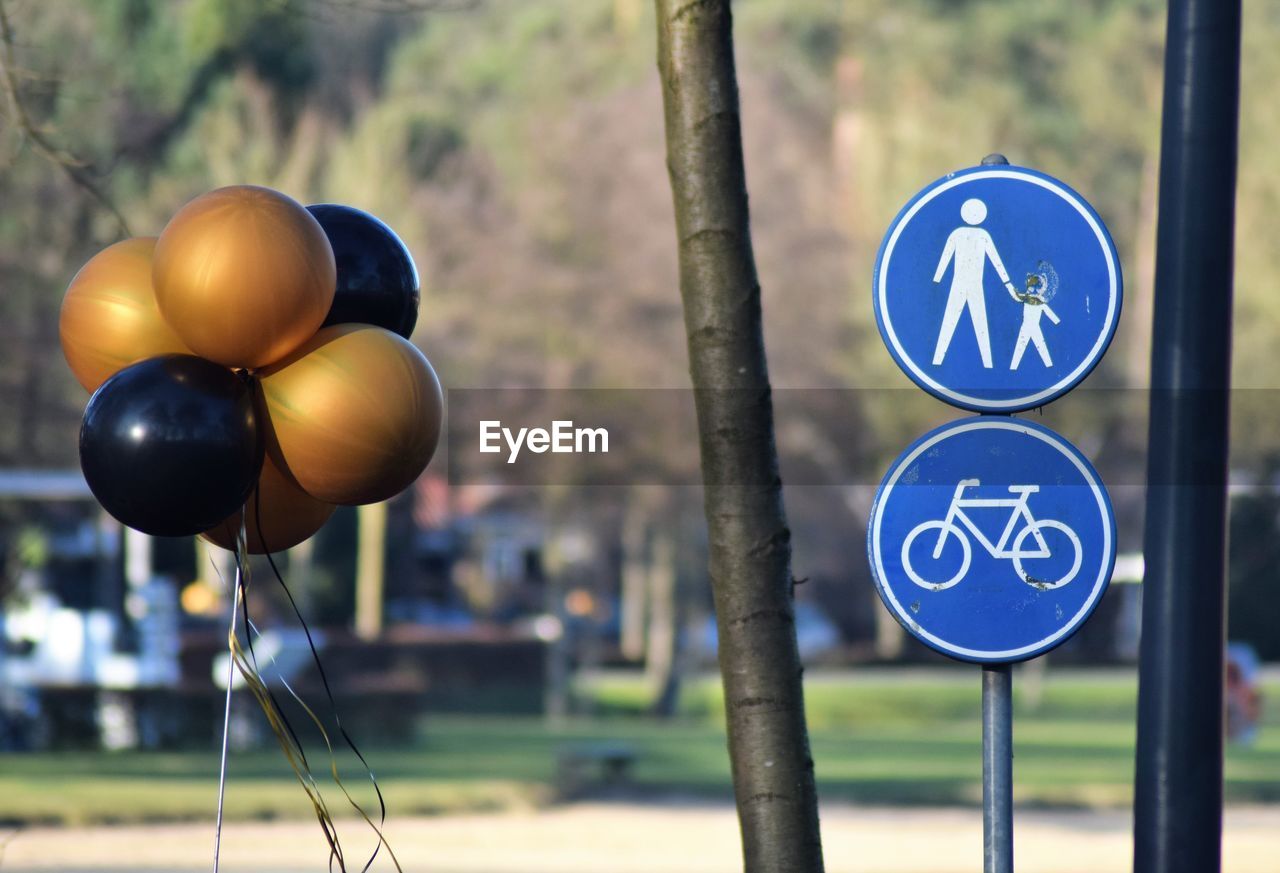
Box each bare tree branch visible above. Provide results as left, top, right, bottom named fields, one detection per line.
left=309, top=0, right=481, bottom=16
left=109, top=48, right=234, bottom=167
left=0, top=0, right=131, bottom=237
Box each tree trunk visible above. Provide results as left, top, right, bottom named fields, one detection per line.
left=645, top=529, right=681, bottom=716
left=1125, top=153, right=1160, bottom=388
left=354, top=501, right=387, bottom=641
left=542, top=527, right=572, bottom=724
left=620, top=496, right=650, bottom=662
left=654, top=2, right=825, bottom=870
left=287, top=536, right=316, bottom=620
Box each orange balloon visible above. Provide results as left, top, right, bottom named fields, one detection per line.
left=152, top=186, right=336, bottom=369
left=201, top=454, right=335, bottom=554
left=260, top=325, right=443, bottom=505
left=59, top=238, right=193, bottom=392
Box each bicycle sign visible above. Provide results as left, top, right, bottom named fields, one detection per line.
left=903, top=479, right=1083, bottom=592
left=868, top=417, right=1115, bottom=662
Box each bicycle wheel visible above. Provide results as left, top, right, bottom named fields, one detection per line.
left=1011, top=519, right=1082, bottom=589
left=901, top=520, right=971, bottom=591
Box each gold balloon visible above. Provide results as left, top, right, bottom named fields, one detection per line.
left=260, top=325, right=443, bottom=505
left=59, top=238, right=193, bottom=392
left=152, top=185, right=336, bottom=369
left=201, top=454, right=335, bottom=554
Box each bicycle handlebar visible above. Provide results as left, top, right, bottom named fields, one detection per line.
left=952, top=479, right=1040, bottom=496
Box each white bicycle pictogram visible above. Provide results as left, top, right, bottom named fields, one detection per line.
left=901, top=479, right=1082, bottom=591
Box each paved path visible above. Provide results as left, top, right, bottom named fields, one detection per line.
left=3, top=803, right=1277, bottom=872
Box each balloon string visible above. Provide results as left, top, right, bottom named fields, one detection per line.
left=0, top=825, right=23, bottom=867
left=212, top=511, right=246, bottom=873
left=229, top=613, right=348, bottom=871
left=237, top=544, right=316, bottom=775
left=253, top=479, right=400, bottom=873
left=239, top=617, right=404, bottom=873
left=229, top=530, right=347, bottom=871
left=206, top=495, right=357, bottom=871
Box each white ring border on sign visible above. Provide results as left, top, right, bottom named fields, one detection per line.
left=876, top=169, right=1120, bottom=410
left=869, top=418, right=1115, bottom=662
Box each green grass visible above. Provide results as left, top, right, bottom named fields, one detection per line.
left=1, top=670, right=1277, bottom=825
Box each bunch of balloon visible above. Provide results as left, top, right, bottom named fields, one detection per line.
left=61, top=187, right=443, bottom=553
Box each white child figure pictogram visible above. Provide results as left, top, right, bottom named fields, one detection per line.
left=930, top=198, right=1019, bottom=369
left=1010, top=266, right=1061, bottom=369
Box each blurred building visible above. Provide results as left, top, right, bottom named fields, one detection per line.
left=0, top=471, right=179, bottom=750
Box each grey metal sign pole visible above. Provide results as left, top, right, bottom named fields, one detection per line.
left=982, top=663, right=1013, bottom=873
left=979, top=150, right=1014, bottom=873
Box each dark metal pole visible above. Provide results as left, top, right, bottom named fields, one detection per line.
left=1134, top=1, right=1241, bottom=871
left=982, top=664, right=1013, bottom=873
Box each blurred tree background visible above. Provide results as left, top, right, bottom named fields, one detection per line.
left=1, top=0, right=1277, bottom=653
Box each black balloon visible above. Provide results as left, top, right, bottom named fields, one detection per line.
left=80, top=355, right=263, bottom=537
left=308, top=204, right=420, bottom=338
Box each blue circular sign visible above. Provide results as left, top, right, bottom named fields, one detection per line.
left=874, top=166, right=1122, bottom=412
left=867, top=416, right=1116, bottom=663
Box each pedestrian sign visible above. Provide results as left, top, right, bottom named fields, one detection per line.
left=874, top=165, right=1122, bottom=412
left=867, top=416, right=1116, bottom=663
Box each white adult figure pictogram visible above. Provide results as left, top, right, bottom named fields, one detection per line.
left=930, top=198, right=1020, bottom=368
